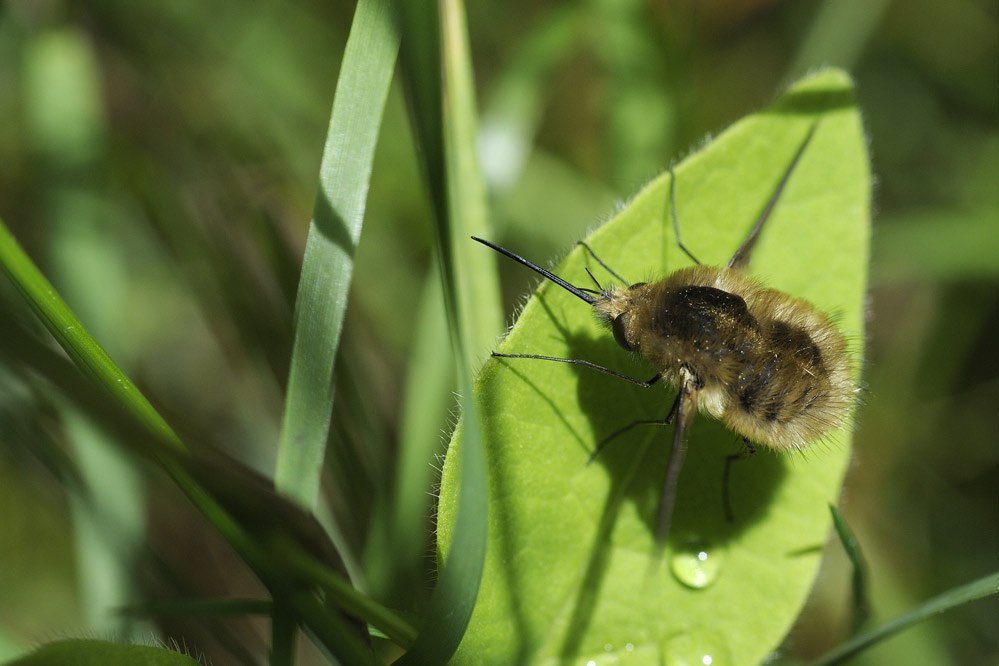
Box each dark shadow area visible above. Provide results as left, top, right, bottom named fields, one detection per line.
left=312, top=189, right=358, bottom=258
left=556, top=457, right=641, bottom=661
left=559, top=315, right=789, bottom=545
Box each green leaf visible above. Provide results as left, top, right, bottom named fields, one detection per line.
left=438, top=68, right=870, bottom=665
left=2, top=640, right=202, bottom=666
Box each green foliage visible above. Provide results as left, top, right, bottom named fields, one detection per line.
left=439, top=69, right=870, bottom=665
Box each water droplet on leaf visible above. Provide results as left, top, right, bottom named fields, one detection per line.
left=669, top=539, right=723, bottom=589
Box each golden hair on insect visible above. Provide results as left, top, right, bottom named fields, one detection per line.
left=472, top=123, right=855, bottom=548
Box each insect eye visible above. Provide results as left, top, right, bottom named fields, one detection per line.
left=612, top=313, right=633, bottom=351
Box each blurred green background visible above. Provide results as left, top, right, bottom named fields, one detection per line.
left=0, top=0, right=997, bottom=664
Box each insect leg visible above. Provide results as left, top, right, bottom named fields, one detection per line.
left=491, top=352, right=661, bottom=388
left=655, top=369, right=699, bottom=549
left=575, top=241, right=630, bottom=285
left=668, top=168, right=702, bottom=266
left=726, top=122, right=819, bottom=271
left=722, top=439, right=758, bottom=523
left=587, top=391, right=681, bottom=464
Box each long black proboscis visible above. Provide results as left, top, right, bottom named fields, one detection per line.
left=471, top=236, right=597, bottom=305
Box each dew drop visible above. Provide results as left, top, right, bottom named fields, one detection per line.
left=669, top=539, right=723, bottom=589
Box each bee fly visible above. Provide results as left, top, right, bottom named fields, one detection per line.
left=472, top=124, right=855, bottom=547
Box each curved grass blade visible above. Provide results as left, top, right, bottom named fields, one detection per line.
left=808, top=570, right=999, bottom=666
left=275, top=0, right=400, bottom=510
left=829, top=504, right=871, bottom=633
left=0, top=220, right=182, bottom=454
left=393, top=0, right=496, bottom=661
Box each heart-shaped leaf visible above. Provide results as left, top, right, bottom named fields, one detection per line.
left=439, top=68, right=870, bottom=666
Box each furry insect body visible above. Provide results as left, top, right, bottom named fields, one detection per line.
left=593, top=265, right=852, bottom=452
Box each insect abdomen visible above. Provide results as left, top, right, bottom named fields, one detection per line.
left=726, top=288, right=853, bottom=451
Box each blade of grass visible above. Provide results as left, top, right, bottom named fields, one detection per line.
left=829, top=504, right=871, bottom=634
left=398, top=0, right=502, bottom=359
left=393, top=0, right=495, bottom=661
left=275, top=0, right=400, bottom=510
left=0, top=217, right=280, bottom=623
left=440, top=0, right=503, bottom=364
left=281, top=545, right=418, bottom=648
left=808, top=570, right=999, bottom=666
left=0, top=219, right=413, bottom=657
left=293, top=592, right=378, bottom=666
left=0, top=220, right=182, bottom=453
